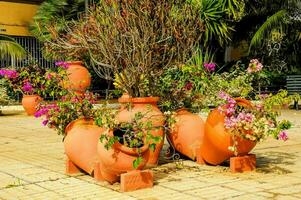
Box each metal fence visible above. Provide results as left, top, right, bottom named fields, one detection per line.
left=0, top=35, right=54, bottom=69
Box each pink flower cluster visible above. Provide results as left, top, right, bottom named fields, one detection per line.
left=34, top=104, right=60, bottom=126
left=22, top=81, right=33, bottom=93
left=204, top=62, right=216, bottom=72
left=247, top=59, right=263, bottom=73
left=55, top=61, right=70, bottom=69
left=278, top=131, right=288, bottom=141
left=218, top=91, right=236, bottom=116
left=0, top=69, right=18, bottom=79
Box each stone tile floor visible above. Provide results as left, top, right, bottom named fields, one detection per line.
left=0, top=109, right=300, bottom=199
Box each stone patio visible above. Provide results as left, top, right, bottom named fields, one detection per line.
left=0, top=109, right=301, bottom=200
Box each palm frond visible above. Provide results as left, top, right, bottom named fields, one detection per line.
left=249, top=9, right=287, bottom=49
left=0, top=35, right=26, bottom=59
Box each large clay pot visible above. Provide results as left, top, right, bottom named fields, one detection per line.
left=64, top=118, right=103, bottom=174
left=200, top=98, right=256, bottom=165
left=168, top=109, right=205, bottom=160
left=117, top=96, right=165, bottom=168
left=96, top=129, right=150, bottom=183
left=22, top=95, right=42, bottom=116
left=64, top=61, right=91, bottom=92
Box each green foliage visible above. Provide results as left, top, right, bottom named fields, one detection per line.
left=0, top=79, right=11, bottom=107
left=30, top=0, right=85, bottom=43
left=188, top=0, right=233, bottom=46
left=250, top=9, right=287, bottom=49
left=0, top=35, right=26, bottom=59
left=260, top=89, right=300, bottom=110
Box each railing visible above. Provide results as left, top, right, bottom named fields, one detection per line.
left=0, top=35, right=54, bottom=69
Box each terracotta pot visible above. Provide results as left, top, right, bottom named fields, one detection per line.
left=22, top=95, right=42, bottom=116
left=117, top=96, right=165, bottom=168
left=96, top=129, right=150, bottom=183
left=200, top=98, right=256, bottom=165
left=64, top=61, right=91, bottom=92
left=168, top=109, right=205, bottom=160
left=64, top=118, right=103, bottom=175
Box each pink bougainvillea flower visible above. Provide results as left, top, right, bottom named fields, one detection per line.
left=278, top=131, right=288, bottom=141
left=247, top=59, right=263, bottom=73
left=22, top=81, right=33, bottom=93
left=204, top=62, right=216, bottom=72
left=0, top=69, right=18, bottom=79
left=55, top=61, right=70, bottom=69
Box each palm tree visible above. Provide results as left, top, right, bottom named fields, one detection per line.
left=248, top=0, right=301, bottom=49
left=0, top=35, right=26, bottom=59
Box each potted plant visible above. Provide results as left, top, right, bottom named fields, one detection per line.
left=200, top=91, right=292, bottom=165
left=0, top=64, right=48, bottom=115
left=35, top=91, right=101, bottom=175
left=55, top=61, right=91, bottom=93
left=94, top=107, right=162, bottom=184
left=51, top=0, right=208, bottom=167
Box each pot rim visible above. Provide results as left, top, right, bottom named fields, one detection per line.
left=65, top=117, right=95, bottom=134
left=23, top=94, right=41, bottom=98
left=118, top=96, right=160, bottom=104
left=65, top=61, right=83, bottom=65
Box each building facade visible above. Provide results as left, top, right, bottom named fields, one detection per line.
left=0, top=0, right=53, bottom=68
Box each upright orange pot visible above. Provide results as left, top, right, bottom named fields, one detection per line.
left=96, top=129, right=150, bottom=184
left=117, top=96, right=165, bottom=168
left=64, top=61, right=91, bottom=92
left=22, top=95, right=42, bottom=116
left=64, top=118, right=103, bottom=175
left=168, top=109, right=205, bottom=160
left=200, top=98, right=256, bottom=165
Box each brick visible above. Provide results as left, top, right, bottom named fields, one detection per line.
left=120, top=170, right=153, bottom=192
left=195, top=148, right=205, bottom=165
left=93, top=162, right=104, bottom=181
left=230, top=154, right=256, bottom=173
left=65, top=157, right=81, bottom=174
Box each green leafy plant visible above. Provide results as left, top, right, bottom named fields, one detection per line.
left=0, top=35, right=26, bottom=59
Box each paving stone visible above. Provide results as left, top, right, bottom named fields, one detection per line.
left=0, top=109, right=301, bottom=199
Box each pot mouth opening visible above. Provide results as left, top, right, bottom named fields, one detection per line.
left=112, top=128, right=149, bottom=155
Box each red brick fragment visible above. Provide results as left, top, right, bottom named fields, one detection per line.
left=230, top=154, right=256, bottom=173
left=65, top=157, right=81, bottom=174
left=120, top=170, right=153, bottom=192
left=196, top=147, right=205, bottom=164
left=93, top=162, right=104, bottom=181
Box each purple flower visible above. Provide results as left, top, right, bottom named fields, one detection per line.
left=55, top=61, right=69, bottom=69
left=278, top=131, right=288, bottom=141
left=46, top=73, right=52, bottom=80
left=204, top=62, right=216, bottom=72
left=42, top=119, right=49, bottom=126
left=22, top=82, right=33, bottom=93
left=0, top=69, right=18, bottom=79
